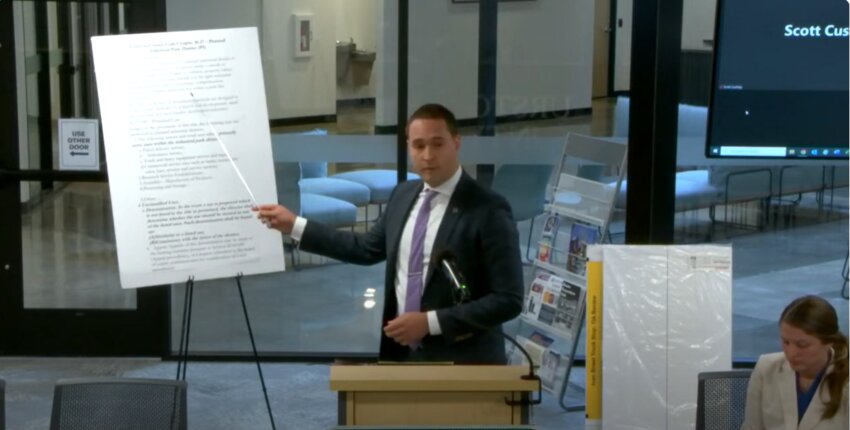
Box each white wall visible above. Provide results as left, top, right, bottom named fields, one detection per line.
left=167, top=0, right=338, bottom=120
left=613, top=0, right=632, bottom=92
left=374, top=0, right=396, bottom=127
left=261, top=0, right=336, bottom=119
left=166, top=0, right=605, bottom=122
left=167, top=0, right=261, bottom=32
left=407, top=1, right=477, bottom=120
left=334, top=0, right=378, bottom=101
left=681, top=0, right=716, bottom=51
left=167, top=0, right=379, bottom=118
left=613, top=0, right=717, bottom=92
left=496, top=0, right=593, bottom=117
left=375, top=0, right=594, bottom=127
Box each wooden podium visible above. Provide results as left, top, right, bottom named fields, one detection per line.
left=329, top=365, right=538, bottom=426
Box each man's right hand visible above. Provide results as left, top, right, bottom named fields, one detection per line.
left=252, top=204, right=296, bottom=234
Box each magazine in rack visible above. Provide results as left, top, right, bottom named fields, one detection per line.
left=565, top=222, right=598, bottom=276
left=518, top=256, right=587, bottom=393
left=523, top=270, right=585, bottom=340
left=508, top=330, right=555, bottom=369
left=539, top=349, right=562, bottom=391
left=536, top=214, right=561, bottom=263
left=529, top=330, right=555, bottom=348
left=552, top=282, right=583, bottom=334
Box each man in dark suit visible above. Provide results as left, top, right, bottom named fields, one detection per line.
left=255, top=103, right=523, bottom=364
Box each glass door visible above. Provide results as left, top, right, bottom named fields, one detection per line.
left=0, top=0, right=168, bottom=355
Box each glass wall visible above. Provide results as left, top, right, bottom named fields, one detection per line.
left=160, top=0, right=620, bottom=357
left=13, top=0, right=836, bottom=365
left=165, top=0, right=392, bottom=355
left=15, top=1, right=134, bottom=310
left=671, top=0, right=849, bottom=362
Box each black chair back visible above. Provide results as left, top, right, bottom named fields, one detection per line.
left=696, top=370, right=752, bottom=430
left=50, top=377, right=187, bottom=430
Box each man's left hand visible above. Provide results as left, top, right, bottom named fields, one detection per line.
left=384, top=312, right=429, bottom=346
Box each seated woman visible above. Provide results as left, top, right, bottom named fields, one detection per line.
left=742, top=295, right=848, bottom=430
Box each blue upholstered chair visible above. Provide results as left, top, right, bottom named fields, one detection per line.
left=275, top=162, right=357, bottom=227
left=330, top=169, right=421, bottom=222
left=275, top=162, right=357, bottom=268
left=612, top=169, right=721, bottom=213
left=299, top=161, right=371, bottom=209
left=300, top=193, right=358, bottom=227
left=329, top=169, right=419, bottom=205
left=290, top=128, right=420, bottom=221
left=286, top=130, right=371, bottom=222
left=491, top=164, right=555, bottom=261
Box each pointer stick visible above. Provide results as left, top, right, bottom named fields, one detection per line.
left=189, top=92, right=258, bottom=207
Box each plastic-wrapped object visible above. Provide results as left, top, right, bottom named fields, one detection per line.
left=600, top=245, right=732, bottom=430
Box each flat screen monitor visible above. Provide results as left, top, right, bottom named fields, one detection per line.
left=706, top=0, right=849, bottom=159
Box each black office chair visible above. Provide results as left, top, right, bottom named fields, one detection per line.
left=50, top=377, right=187, bottom=430
left=1, top=378, right=5, bottom=430
left=696, top=370, right=752, bottom=430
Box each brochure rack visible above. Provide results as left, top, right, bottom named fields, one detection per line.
left=508, top=133, right=627, bottom=412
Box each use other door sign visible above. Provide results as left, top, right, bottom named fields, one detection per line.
left=59, top=119, right=100, bottom=171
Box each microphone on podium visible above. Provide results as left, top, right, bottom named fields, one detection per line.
left=438, top=252, right=471, bottom=305
left=433, top=249, right=542, bottom=406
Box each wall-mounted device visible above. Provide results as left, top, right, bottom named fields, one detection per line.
left=293, top=13, right=313, bottom=58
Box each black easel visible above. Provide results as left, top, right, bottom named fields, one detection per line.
left=175, top=274, right=277, bottom=430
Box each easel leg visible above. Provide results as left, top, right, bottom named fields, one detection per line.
left=236, top=273, right=277, bottom=430
left=176, top=276, right=195, bottom=381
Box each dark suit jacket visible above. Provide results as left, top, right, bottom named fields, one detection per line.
left=298, top=171, right=524, bottom=364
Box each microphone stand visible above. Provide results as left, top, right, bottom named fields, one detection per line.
left=437, top=257, right=542, bottom=406
left=499, top=329, right=543, bottom=406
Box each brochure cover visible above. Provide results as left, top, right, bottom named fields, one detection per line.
left=540, top=348, right=562, bottom=392
left=528, top=330, right=555, bottom=348
left=523, top=273, right=557, bottom=323
left=566, top=223, right=598, bottom=276
left=508, top=335, right=547, bottom=367
left=551, top=282, right=584, bottom=334
left=536, top=214, right=561, bottom=263
left=542, top=213, right=561, bottom=239
left=523, top=271, right=586, bottom=339
left=537, top=243, right=553, bottom=263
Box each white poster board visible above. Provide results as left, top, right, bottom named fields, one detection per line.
left=91, top=27, right=285, bottom=289
left=601, top=245, right=732, bottom=430
left=58, top=119, right=100, bottom=171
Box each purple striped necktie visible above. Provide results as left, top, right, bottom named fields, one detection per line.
left=405, top=189, right=438, bottom=314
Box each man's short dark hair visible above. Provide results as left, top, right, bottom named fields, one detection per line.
left=407, top=103, right=459, bottom=137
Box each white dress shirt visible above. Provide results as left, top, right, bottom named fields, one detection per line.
left=291, top=166, right=463, bottom=336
